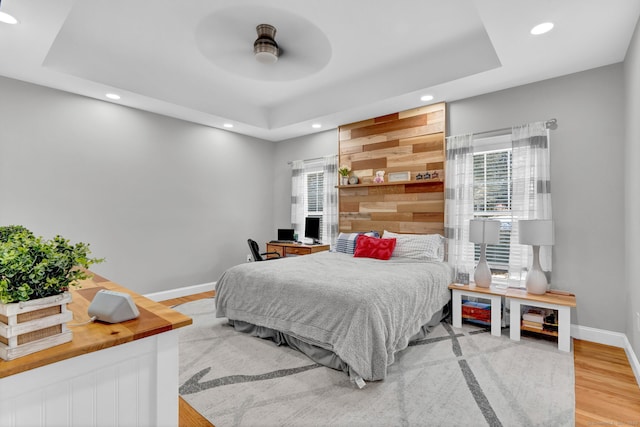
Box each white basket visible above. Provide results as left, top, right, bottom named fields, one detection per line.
left=0, top=292, right=73, bottom=361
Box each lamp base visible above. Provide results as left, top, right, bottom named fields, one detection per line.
left=526, top=268, right=548, bottom=294
left=474, top=259, right=492, bottom=288
left=526, top=245, right=549, bottom=295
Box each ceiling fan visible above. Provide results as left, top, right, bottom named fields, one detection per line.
left=194, top=6, right=331, bottom=81
left=253, top=24, right=280, bottom=64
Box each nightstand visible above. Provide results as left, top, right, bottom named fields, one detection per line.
left=506, top=288, right=576, bottom=352
left=448, top=283, right=507, bottom=337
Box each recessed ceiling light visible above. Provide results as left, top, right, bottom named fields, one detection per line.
left=105, top=93, right=120, bottom=100
left=531, top=22, right=554, bottom=35
left=223, top=123, right=234, bottom=128
left=0, top=11, right=18, bottom=25
left=420, top=94, right=434, bottom=102
left=311, top=123, right=322, bottom=129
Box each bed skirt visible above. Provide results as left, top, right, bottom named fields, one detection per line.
left=227, top=304, right=448, bottom=386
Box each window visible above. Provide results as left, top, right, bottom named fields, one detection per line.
left=292, top=158, right=336, bottom=244
left=473, top=136, right=512, bottom=280
left=305, top=169, right=324, bottom=241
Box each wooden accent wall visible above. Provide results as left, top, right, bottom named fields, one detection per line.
left=338, top=102, right=446, bottom=235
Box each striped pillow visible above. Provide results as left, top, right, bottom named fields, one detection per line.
left=335, top=231, right=380, bottom=255
left=382, top=230, right=445, bottom=261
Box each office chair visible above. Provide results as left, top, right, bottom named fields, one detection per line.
left=247, top=239, right=281, bottom=261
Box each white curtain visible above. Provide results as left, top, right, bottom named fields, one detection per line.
left=322, top=155, right=339, bottom=247
left=444, top=133, right=475, bottom=283
left=291, top=160, right=305, bottom=238
left=508, top=121, right=553, bottom=287
left=291, top=157, right=338, bottom=245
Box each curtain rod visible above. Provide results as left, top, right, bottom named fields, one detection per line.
left=287, top=155, right=329, bottom=166
left=471, top=118, right=558, bottom=138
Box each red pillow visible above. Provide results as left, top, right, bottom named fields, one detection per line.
left=353, top=235, right=396, bottom=260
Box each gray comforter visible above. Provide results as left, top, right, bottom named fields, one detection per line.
left=215, top=251, right=454, bottom=381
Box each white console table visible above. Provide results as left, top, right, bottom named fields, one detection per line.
left=0, top=274, right=192, bottom=427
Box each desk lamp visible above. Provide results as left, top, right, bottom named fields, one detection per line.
left=518, top=219, right=554, bottom=294
left=469, top=219, right=501, bottom=288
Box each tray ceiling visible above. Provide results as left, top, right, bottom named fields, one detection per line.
left=0, top=0, right=638, bottom=141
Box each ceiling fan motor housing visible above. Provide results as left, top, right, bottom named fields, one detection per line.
left=254, top=24, right=279, bottom=63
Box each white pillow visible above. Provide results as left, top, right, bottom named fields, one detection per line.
left=382, top=230, right=444, bottom=261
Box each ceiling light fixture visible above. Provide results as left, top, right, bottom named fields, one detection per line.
left=311, top=123, right=322, bottom=129
left=530, top=22, right=554, bottom=35
left=0, top=0, right=18, bottom=25
left=223, top=123, right=234, bottom=128
left=420, top=94, right=434, bottom=102
left=0, top=11, right=17, bottom=24
left=254, top=24, right=280, bottom=64
left=105, top=93, right=121, bottom=100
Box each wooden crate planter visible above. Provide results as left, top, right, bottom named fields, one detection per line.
left=0, top=292, right=73, bottom=361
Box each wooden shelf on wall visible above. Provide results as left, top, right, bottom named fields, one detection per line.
left=336, top=178, right=443, bottom=189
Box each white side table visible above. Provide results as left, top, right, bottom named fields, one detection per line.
left=448, top=283, right=507, bottom=337
left=506, top=288, right=576, bottom=352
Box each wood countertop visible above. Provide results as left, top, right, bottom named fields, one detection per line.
left=0, top=272, right=192, bottom=378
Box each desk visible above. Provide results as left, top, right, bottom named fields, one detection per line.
left=266, top=242, right=330, bottom=258
left=0, top=273, right=192, bottom=427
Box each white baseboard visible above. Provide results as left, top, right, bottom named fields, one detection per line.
left=571, top=324, right=640, bottom=387
left=571, top=324, right=628, bottom=347
left=623, top=335, right=640, bottom=388
left=144, top=282, right=216, bottom=302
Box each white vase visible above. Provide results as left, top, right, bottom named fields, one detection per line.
left=474, top=243, right=492, bottom=288
left=340, top=176, right=349, bottom=185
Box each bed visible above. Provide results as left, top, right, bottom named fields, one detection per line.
left=215, top=241, right=454, bottom=385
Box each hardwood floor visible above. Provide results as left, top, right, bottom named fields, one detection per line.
left=574, top=340, right=640, bottom=425
left=162, top=291, right=640, bottom=426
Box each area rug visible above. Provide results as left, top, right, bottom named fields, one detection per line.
left=176, top=298, right=574, bottom=427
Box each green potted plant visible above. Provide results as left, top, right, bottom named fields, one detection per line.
left=338, top=165, right=350, bottom=185
left=0, top=225, right=103, bottom=303
left=0, top=225, right=104, bottom=360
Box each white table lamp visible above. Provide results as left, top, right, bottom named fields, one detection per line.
left=518, top=219, right=554, bottom=295
left=469, top=219, right=501, bottom=288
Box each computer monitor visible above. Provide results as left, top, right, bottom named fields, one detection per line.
left=277, top=228, right=295, bottom=241
left=304, top=216, right=321, bottom=244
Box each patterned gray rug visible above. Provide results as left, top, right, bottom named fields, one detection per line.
left=176, top=298, right=574, bottom=427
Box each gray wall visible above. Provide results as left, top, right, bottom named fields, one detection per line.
left=448, top=64, right=626, bottom=332
left=624, top=17, right=640, bottom=356
left=0, top=76, right=275, bottom=295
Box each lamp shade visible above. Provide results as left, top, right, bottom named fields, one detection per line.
left=469, top=219, right=500, bottom=244
left=518, top=220, right=554, bottom=246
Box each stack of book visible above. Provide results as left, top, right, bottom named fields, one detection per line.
left=462, top=300, right=492, bottom=326
left=522, top=308, right=558, bottom=334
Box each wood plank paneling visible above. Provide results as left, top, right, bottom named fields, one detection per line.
left=338, top=102, right=446, bottom=235
left=405, top=182, right=444, bottom=193
left=351, top=158, right=387, bottom=171
left=350, top=115, right=428, bottom=139
left=363, top=139, right=401, bottom=152
left=374, top=113, right=399, bottom=123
